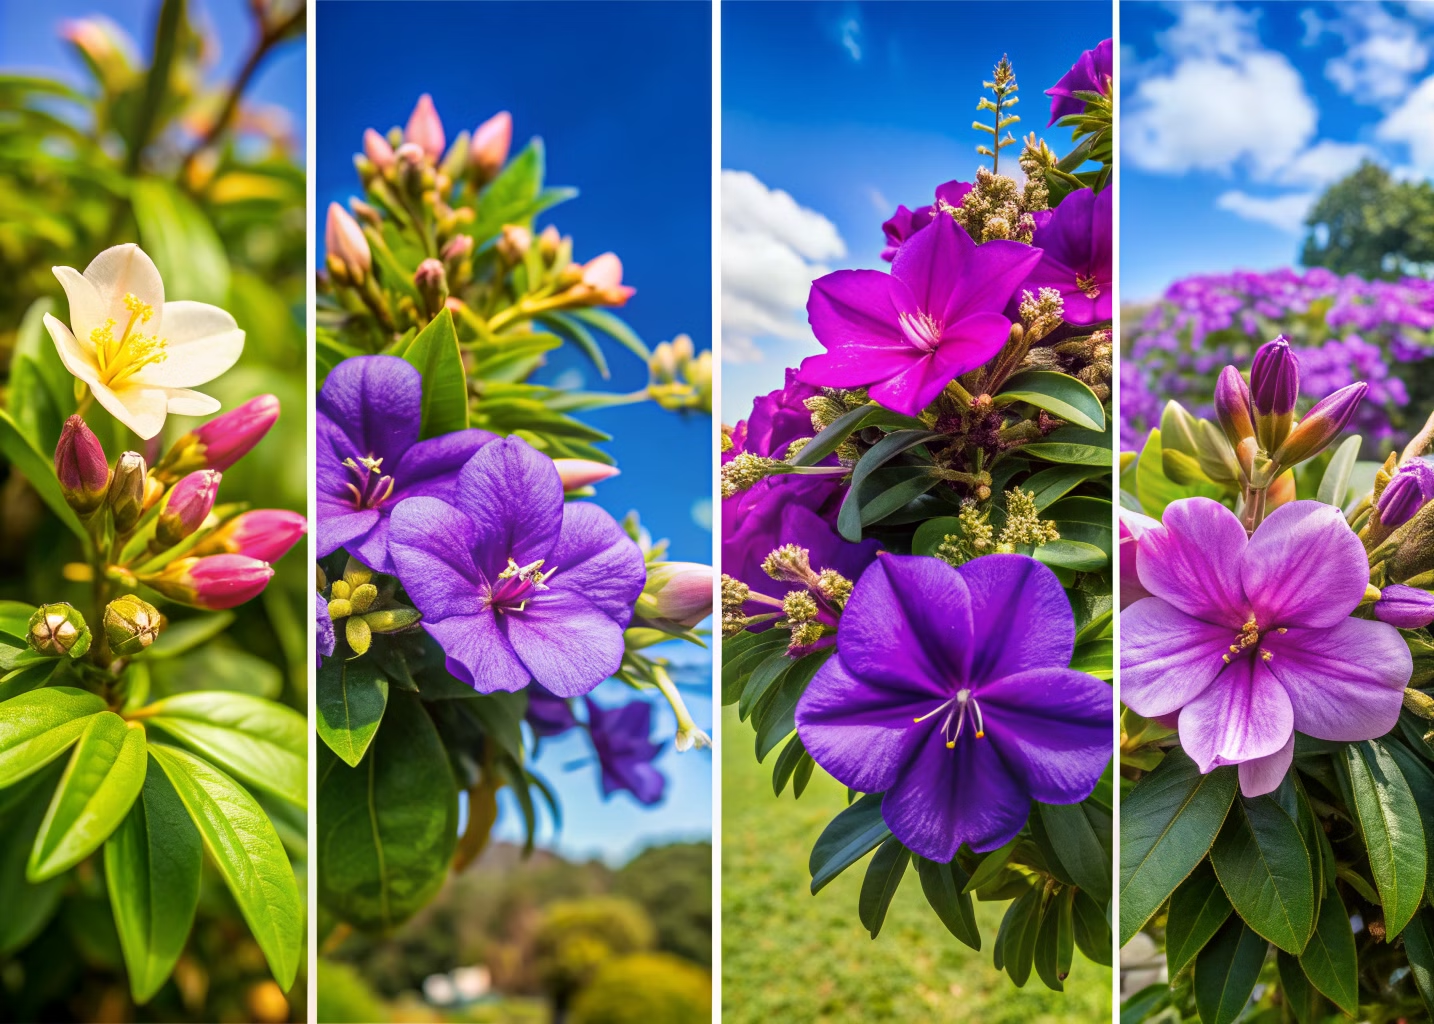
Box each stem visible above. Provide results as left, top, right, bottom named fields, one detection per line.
left=652, top=665, right=710, bottom=752
left=1240, top=485, right=1268, bottom=535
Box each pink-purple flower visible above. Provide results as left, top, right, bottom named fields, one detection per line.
left=585, top=697, right=665, bottom=805
left=1046, top=38, right=1112, bottom=125
left=880, top=181, right=972, bottom=262
left=1377, top=460, right=1434, bottom=528
left=796, top=554, right=1110, bottom=862
left=1022, top=187, right=1112, bottom=325
left=1122, top=498, right=1411, bottom=797
left=800, top=214, right=1041, bottom=415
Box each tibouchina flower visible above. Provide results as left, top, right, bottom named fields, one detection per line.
left=389, top=436, right=647, bottom=696
left=796, top=554, right=1110, bottom=862
left=799, top=214, right=1041, bottom=416
left=880, top=180, right=972, bottom=262
left=527, top=687, right=578, bottom=739
left=586, top=697, right=665, bottom=805
left=316, top=595, right=335, bottom=668
left=1046, top=38, right=1112, bottom=124
left=317, top=356, right=495, bottom=572
left=1119, top=507, right=1160, bottom=609
left=1375, top=585, right=1434, bottom=629
left=1023, top=188, right=1112, bottom=325
left=1122, top=498, right=1411, bottom=797
left=44, top=244, right=244, bottom=439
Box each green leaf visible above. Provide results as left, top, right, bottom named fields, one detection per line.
left=28, top=712, right=146, bottom=880
left=1071, top=887, right=1112, bottom=967
left=143, top=692, right=306, bottom=809
left=1382, top=739, right=1434, bottom=912
left=1209, top=794, right=1314, bottom=954
left=1120, top=984, right=1170, bottom=1024
left=316, top=657, right=389, bottom=768
left=837, top=430, right=944, bottom=539
left=139, top=613, right=234, bottom=660
left=1345, top=739, right=1426, bottom=938
left=771, top=732, right=808, bottom=797
left=1165, top=859, right=1232, bottom=979
left=858, top=835, right=910, bottom=939
left=1002, top=884, right=1043, bottom=987
left=0, top=768, right=64, bottom=953
left=1276, top=950, right=1325, bottom=1024
left=1296, top=884, right=1357, bottom=1015
left=1033, top=888, right=1075, bottom=992
left=0, top=686, right=107, bottom=788
left=1023, top=464, right=1108, bottom=511
left=994, top=370, right=1105, bottom=431
left=1316, top=434, right=1362, bottom=507
left=132, top=179, right=230, bottom=306
left=915, top=855, right=980, bottom=950
left=1038, top=800, right=1111, bottom=902
left=1034, top=539, right=1108, bottom=571
left=964, top=834, right=1020, bottom=893
left=149, top=743, right=302, bottom=990
left=400, top=308, right=469, bottom=438
left=1135, top=429, right=1220, bottom=518
left=0, top=408, right=88, bottom=545
left=1193, top=916, right=1267, bottom=1024
left=788, top=403, right=927, bottom=467
left=104, top=754, right=201, bottom=1004
left=809, top=792, right=890, bottom=895
left=565, top=308, right=650, bottom=362
left=1020, top=442, right=1111, bottom=466
left=753, top=648, right=831, bottom=761
left=317, top=692, right=458, bottom=931
left=1119, top=749, right=1238, bottom=944
left=1404, top=908, right=1434, bottom=1018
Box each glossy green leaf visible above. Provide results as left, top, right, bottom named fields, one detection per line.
left=0, top=768, right=64, bottom=953
left=1193, top=916, right=1267, bottom=1024
left=1209, top=794, right=1314, bottom=954
left=915, top=855, right=980, bottom=950
left=1024, top=464, right=1108, bottom=511
left=809, top=792, right=890, bottom=895
left=771, top=733, right=807, bottom=797
left=1033, top=887, right=1075, bottom=992
left=1120, top=983, right=1170, bottom=1024
left=105, top=754, right=201, bottom=1003
left=0, top=408, right=88, bottom=545
left=28, top=712, right=146, bottom=880
left=1021, top=442, right=1111, bottom=466
left=1297, top=884, right=1357, bottom=1015
left=317, top=692, right=457, bottom=931
left=1383, top=739, right=1434, bottom=911
left=1034, top=539, right=1108, bottom=571
left=150, top=743, right=302, bottom=990
left=1345, top=739, right=1425, bottom=938
left=788, top=403, right=927, bottom=467
left=1404, top=908, right=1434, bottom=1018
left=143, top=691, right=306, bottom=808
left=1002, top=884, right=1043, bottom=987
left=1071, top=887, right=1112, bottom=966
left=964, top=834, right=1021, bottom=894
left=1165, top=859, right=1232, bottom=979
left=858, top=835, right=909, bottom=939
left=316, top=657, right=389, bottom=768
left=1277, top=950, right=1325, bottom=1024
left=401, top=308, right=469, bottom=438
left=1316, top=434, right=1362, bottom=507
left=0, top=686, right=107, bottom=788
left=753, top=648, right=830, bottom=761
left=994, top=370, right=1105, bottom=431
left=1038, top=800, right=1111, bottom=902
left=1119, top=749, right=1237, bottom=944
left=1135, top=429, right=1220, bottom=518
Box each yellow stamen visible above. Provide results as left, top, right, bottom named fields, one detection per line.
left=89, top=293, right=167, bottom=386
left=123, top=293, right=154, bottom=323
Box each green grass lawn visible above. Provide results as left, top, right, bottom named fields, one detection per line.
left=721, top=706, right=1113, bottom=1023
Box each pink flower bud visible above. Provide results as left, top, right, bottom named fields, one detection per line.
left=404, top=93, right=446, bottom=163
left=156, top=395, right=281, bottom=481
left=575, top=253, right=635, bottom=306
left=553, top=458, right=620, bottom=491
left=326, top=202, right=372, bottom=281
left=1272, top=382, right=1367, bottom=468
left=1374, top=585, right=1434, bottom=629
left=193, top=509, right=307, bottom=562
left=414, top=258, right=449, bottom=316
left=1213, top=366, right=1254, bottom=448
left=155, top=470, right=221, bottom=548
left=144, top=554, right=274, bottom=610
left=636, top=562, right=714, bottom=628
left=55, top=415, right=110, bottom=514
left=363, top=128, right=395, bottom=170
left=471, top=110, right=512, bottom=182
left=441, top=234, right=474, bottom=264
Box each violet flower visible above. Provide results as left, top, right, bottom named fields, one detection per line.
left=796, top=554, right=1110, bottom=862
left=1119, top=507, right=1160, bottom=609
left=800, top=214, right=1042, bottom=415
left=528, top=686, right=578, bottom=738
left=1046, top=38, right=1112, bottom=125
left=1122, top=498, right=1411, bottom=797
left=317, top=594, right=335, bottom=668
left=317, top=356, right=495, bottom=572
left=388, top=436, right=646, bottom=697
left=585, top=697, right=665, bottom=805
left=1023, top=187, right=1112, bottom=325
left=1375, top=585, right=1434, bottom=629
left=880, top=181, right=972, bottom=262
left=1377, top=460, right=1434, bottom=528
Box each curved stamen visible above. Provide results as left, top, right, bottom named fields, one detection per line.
left=342, top=454, right=397, bottom=510
left=489, top=557, right=559, bottom=612
left=897, top=310, right=944, bottom=353
left=913, top=688, right=986, bottom=749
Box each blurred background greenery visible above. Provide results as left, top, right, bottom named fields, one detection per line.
left=0, top=0, right=307, bottom=1020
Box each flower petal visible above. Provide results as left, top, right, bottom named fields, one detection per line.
left=1137, top=497, right=1249, bottom=627
left=1265, top=618, right=1410, bottom=741
left=547, top=502, right=647, bottom=622
left=1237, top=733, right=1294, bottom=798
left=140, top=301, right=244, bottom=387
left=95, top=382, right=168, bottom=439
left=43, top=313, right=100, bottom=383
left=803, top=269, right=907, bottom=376
left=453, top=436, right=564, bottom=579
left=316, top=355, right=421, bottom=467
left=891, top=214, right=978, bottom=315
left=1120, top=597, right=1232, bottom=717
left=979, top=667, right=1111, bottom=804
left=393, top=428, right=496, bottom=501
left=503, top=590, right=626, bottom=697
left=1243, top=500, right=1370, bottom=629
left=388, top=496, right=485, bottom=620
left=83, top=244, right=164, bottom=322
left=315, top=497, right=379, bottom=559
left=1177, top=656, right=1294, bottom=774
left=866, top=352, right=947, bottom=416
left=957, top=553, right=1075, bottom=684
left=426, top=612, right=530, bottom=693
left=795, top=654, right=927, bottom=795
left=52, top=266, right=108, bottom=342
left=162, top=388, right=221, bottom=417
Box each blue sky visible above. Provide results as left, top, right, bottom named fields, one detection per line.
left=318, top=0, right=713, bottom=862
left=1122, top=1, right=1434, bottom=300
left=721, top=0, right=1112, bottom=421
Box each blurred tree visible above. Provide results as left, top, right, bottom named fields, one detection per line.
left=532, top=898, right=654, bottom=1023
left=612, top=842, right=711, bottom=966
left=569, top=953, right=711, bottom=1024
left=1301, top=161, right=1434, bottom=279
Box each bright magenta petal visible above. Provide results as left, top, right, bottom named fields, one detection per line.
left=1120, top=597, right=1231, bottom=718
left=1137, top=497, right=1248, bottom=627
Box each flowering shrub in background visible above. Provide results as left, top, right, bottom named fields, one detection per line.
left=721, top=46, right=1114, bottom=994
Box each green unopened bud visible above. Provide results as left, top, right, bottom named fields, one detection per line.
left=1404, top=687, right=1434, bottom=720
left=27, top=603, right=91, bottom=658
left=763, top=544, right=818, bottom=586
left=103, top=595, right=163, bottom=657
left=361, top=606, right=422, bottom=633
left=108, top=452, right=147, bottom=533
left=346, top=615, right=372, bottom=656
left=414, top=258, right=450, bottom=318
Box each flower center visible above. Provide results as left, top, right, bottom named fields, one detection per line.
left=488, top=557, right=557, bottom=613
left=91, top=293, right=168, bottom=387
left=341, top=454, right=396, bottom=510
left=913, top=687, right=986, bottom=749
left=1075, top=273, right=1102, bottom=300
left=898, top=310, right=944, bottom=353
left=1221, top=615, right=1286, bottom=664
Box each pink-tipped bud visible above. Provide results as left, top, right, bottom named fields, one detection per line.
left=1213, top=366, right=1255, bottom=448
left=573, top=253, right=635, bottom=306
left=192, top=509, right=307, bottom=563
left=554, top=458, right=620, bottom=492
left=143, top=554, right=274, bottom=610
left=404, top=93, right=445, bottom=163
left=1377, top=460, right=1434, bottom=528
left=1250, top=336, right=1299, bottom=451
left=414, top=258, right=449, bottom=317
left=1374, top=584, right=1434, bottom=629
left=155, top=470, right=221, bottom=548
left=155, top=395, right=281, bottom=482
left=497, top=225, right=532, bottom=264
left=326, top=203, right=372, bottom=283
left=537, top=225, right=562, bottom=261
left=1272, top=382, right=1367, bottom=468
left=363, top=128, right=395, bottom=171
left=55, top=415, right=110, bottom=514
left=635, top=562, right=714, bottom=628
left=470, top=111, right=512, bottom=183
left=441, top=233, right=474, bottom=265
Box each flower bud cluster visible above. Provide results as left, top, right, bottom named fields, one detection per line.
left=321, top=557, right=421, bottom=659
left=647, top=335, right=712, bottom=413
left=759, top=543, right=853, bottom=655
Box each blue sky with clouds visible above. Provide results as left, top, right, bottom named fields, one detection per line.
left=1122, top=1, right=1434, bottom=300
left=721, top=0, right=1112, bottom=422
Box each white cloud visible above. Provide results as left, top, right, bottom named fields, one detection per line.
left=1376, top=73, right=1434, bottom=174
left=1215, top=190, right=1318, bottom=233
left=1274, top=139, right=1376, bottom=186
left=840, top=17, right=861, bottom=61
left=721, top=170, right=845, bottom=364
left=1324, top=4, right=1430, bottom=104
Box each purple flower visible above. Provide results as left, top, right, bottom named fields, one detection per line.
left=1046, top=38, right=1112, bottom=125
left=1250, top=336, right=1300, bottom=417
left=1122, top=498, right=1411, bottom=798
left=317, top=356, right=496, bottom=572
left=527, top=686, right=578, bottom=738
left=1119, top=508, right=1160, bottom=609
left=1023, top=188, right=1112, bottom=325
left=799, top=215, right=1042, bottom=415
left=586, top=697, right=664, bottom=805
left=1377, top=460, right=1434, bottom=528
left=317, top=594, right=335, bottom=668
left=1375, top=585, right=1434, bottom=629
left=880, top=181, right=972, bottom=262
left=796, top=554, right=1110, bottom=862
left=388, top=436, right=647, bottom=697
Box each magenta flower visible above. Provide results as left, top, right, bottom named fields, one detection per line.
left=1377, top=460, right=1434, bottom=528
left=388, top=436, right=646, bottom=697
left=316, top=594, right=335, bottom=668
left=796, top=554, right=1110, bottom=862
left=799, top=215, right=1041, bottom=415
left=1376, top=585, right=1434, bottom=629
left=1122, top=498, right=1411, bottom=797
left=1119, top=507, right=1160, bottom=609
left=317, top=356, right=495, bottom=573
left=55, top=414, right=110, bottom=514
left=585, top=697, right=665, bottom=805
left=880, top=181, right=972, bottom=262
left=1046, top=38, right=1112, bottom=125
left=1023, top=187, right=1112, bottom=325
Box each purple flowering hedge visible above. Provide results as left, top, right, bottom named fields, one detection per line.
left=1120, top=330, right=1434, bottom=1020
left=313, top=97, right=714, bottom=935
left=721, top=47, right=1115, bottom=992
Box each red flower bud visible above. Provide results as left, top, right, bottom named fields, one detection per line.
left=155, top=470, right=221, bottom=548
left=143, top=554, right=274, bottom=610
left=193, top=509, right=307, bottom=563
left=55, top=415, right=109, bottom=514
left=154, top=394, right=280, bottom=482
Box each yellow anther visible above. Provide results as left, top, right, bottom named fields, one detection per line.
left=123, top=292, right=155, bottom=323
left=975, top=730, right=985, bottom=739
left=945, top=740, right=955, bottom=749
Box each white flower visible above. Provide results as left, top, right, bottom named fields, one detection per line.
left=43, top=244, right=244, bottom=439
